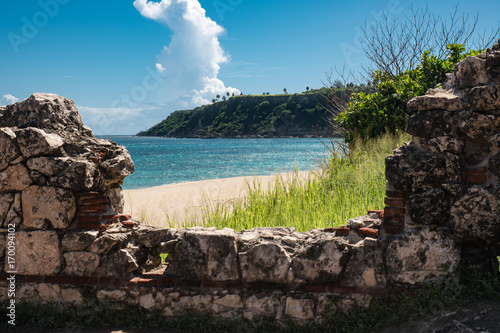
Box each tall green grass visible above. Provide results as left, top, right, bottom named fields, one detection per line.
left=203, top=132, right=410, bottom=232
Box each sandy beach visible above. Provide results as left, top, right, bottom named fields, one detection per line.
left=123, top=171, right=314, bottom=228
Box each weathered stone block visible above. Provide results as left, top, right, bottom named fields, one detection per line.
left=61, top=288, right=83, bottom=305
left=0, top=128, right=21, bottom=172
left=385, top=228, right=460, bottom=285
left=455, top=111, right=499, bottom=142
left=407, top=89, right=465, bottom=112
left=27, top=156, right=95, bottom=190
left=244, top=293, right=284, bottom=320
left=165, top=228, right=239, bottom=281
left=16, top=127, right=64, bottom=158
left=94, top=249, right=138, bottom=277
left=38, top=284, right=60, bottom=303
left=385, top=144, right=446, bottom=193
left=407, top=111, right=455, bottom=138
left=15, top=231, right=62, bottom=275
left=0, top=193, right=21, bottom=227
left=239, top=242, right=291, bottom=283
left=88, top=233, right=130, bottom=255
left=450, top=186, right=500, bottom=239
left=407, top=188, right=449, bottom=226
left=443, top=56, right=489, bottom=89
left=22, top=185, right=76, bottom=229
left=61, top=230, right=98, bottom=252
left=341, top=238, right=386, bottom=288
left=63, top=251, right=100, bottom=276
left=467, top=85, right=500, bottom=111
left=285, top=297, right=315, bottom=320
left=292, top=237, right=348, bottom=283
left=0, top=164, right=33, bottom=192
left=132, top=226, right=172, bottom=248
left=214, top=294, right=244, bottom=309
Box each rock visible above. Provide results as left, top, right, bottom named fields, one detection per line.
left=14, top=231, right=63, bottom=275
left=0, top=164, right=33, bottom=192
left=443, top=56, right=489, bottom=89
left=94, top=249, right=139, bottom=277
left=132, top=226, right=172, bottom=248
left=285, top=297, right=315, bottom=320
left=61, top=288, right=83, bottom=305
left=16, top=127, right=64, bottom=158
left=239, top=241, right=291, bottom=283
left=164, top=228, right=239, bottom=281
left=0, top=193, right=21, bottom=228
left=455, top=111, right=500, bottom=142
left=466, top=85, right=500, bottom=111
left=244, top=294, right=284, bottom=320
left=489, top=152, right=500, bottom=178
left=213, top=294, right=244, bottom=309
left=37, top=284, right=60, bottom=303
left=61, top=230, right=99, bottom=252
left=420, top=136, right=465, bottom=155
left=0, top=128, right=21, bottom=171
left=26, top=156, right=95, bottom=190
left=385, top=144, right=447, bottom=193
left=450, top=186, right=500, bottom=240
left=63, top=251, right=100, bottom=276
left=291, top=236, right=349, bottom=283
left=407, top=89, right=465, bottom=112
left=88, top=232, right=130, bottom=255
left=407, top=188, right=449, bottom=226
left=385, top=228, right=461, bottom=285
left=0, top=93, right=90, bottom=137
left=341, top=238, right=386, bottom=287
left=96, top=290, right=127, bottom=302
left=407, top=111, right=455, bottom=138
left=22, top=185, right=76, bottom=229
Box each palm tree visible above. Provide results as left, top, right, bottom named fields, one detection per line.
left=283, top=88, right=287, bottom=94
left=216, top=94, right=220, bottom=100
left=212, top=99, right=216, bottom=103
left=306, top=86, right=310, bottom=92
left=226, top=92, right=230, bottom=97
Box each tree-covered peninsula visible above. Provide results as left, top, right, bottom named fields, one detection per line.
left=137, top=89, right=337, bottom=138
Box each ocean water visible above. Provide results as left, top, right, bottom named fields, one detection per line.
left=101, top=136, right=335, bottom=189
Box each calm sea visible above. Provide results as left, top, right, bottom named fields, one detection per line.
left=100, top=136, right=334, bottom=189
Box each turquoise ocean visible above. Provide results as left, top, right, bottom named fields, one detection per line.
left=101, top=136, right=334, bottom=190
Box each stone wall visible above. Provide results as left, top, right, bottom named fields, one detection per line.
left=0, top=40, right=499, bottom=323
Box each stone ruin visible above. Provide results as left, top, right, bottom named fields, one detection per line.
left=0, top=40, right=499, bottom=322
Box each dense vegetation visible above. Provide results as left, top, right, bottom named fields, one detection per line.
left=336, top=44, right=483, bottom=142
left=137, top=87, right=371, bottom=138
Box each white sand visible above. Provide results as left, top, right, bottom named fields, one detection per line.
left=123, top=171, right=314, bottom=228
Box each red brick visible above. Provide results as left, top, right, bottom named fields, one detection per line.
left=325, top=226, right=350, bottom=235
left=465, top=166, right=488, bottom=174
left=357, top=228, right=379, bottom=238
left=121, top=221, right=137, bottom=228
left=81, top=197, right=108, bottom=205
left=382, top=222, right=404, bottom=235
left=384, top=197, right=405, bottom=207
left=368, top=210, right=384, bottom=219
left=385, top=215, right=404, bottom=223
left=385, top=191, right=406, bottom=199
left=384, top=206, right=405, bottom=216
left=466, top=158, right=484, bottom=166
left=77, top=215, right=101, bottom=224
left=75, top=191, right=101, bottom=198
left=78, top=204, right=107, bottom=212
left=465, top=174, right=487, bottom=185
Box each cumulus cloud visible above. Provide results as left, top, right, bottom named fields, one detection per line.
left=78, top=105, right=150, bottom=135
left=1, top=94, right=19, bottom=105
left=133, top=0, right=240, bottom=106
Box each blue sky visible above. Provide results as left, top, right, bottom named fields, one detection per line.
left=1, top=0, right=499, bottom=135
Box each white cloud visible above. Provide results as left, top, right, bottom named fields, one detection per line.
left=155, top=63, right=166, bottom=73
left=78, top=105, right=150, bottom=135
left=1, top=94, right=19, bottom=105
left=133, top=0, right=240, bottom=107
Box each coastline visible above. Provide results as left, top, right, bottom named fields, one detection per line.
left=123, top=171, right=314, bottom=228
